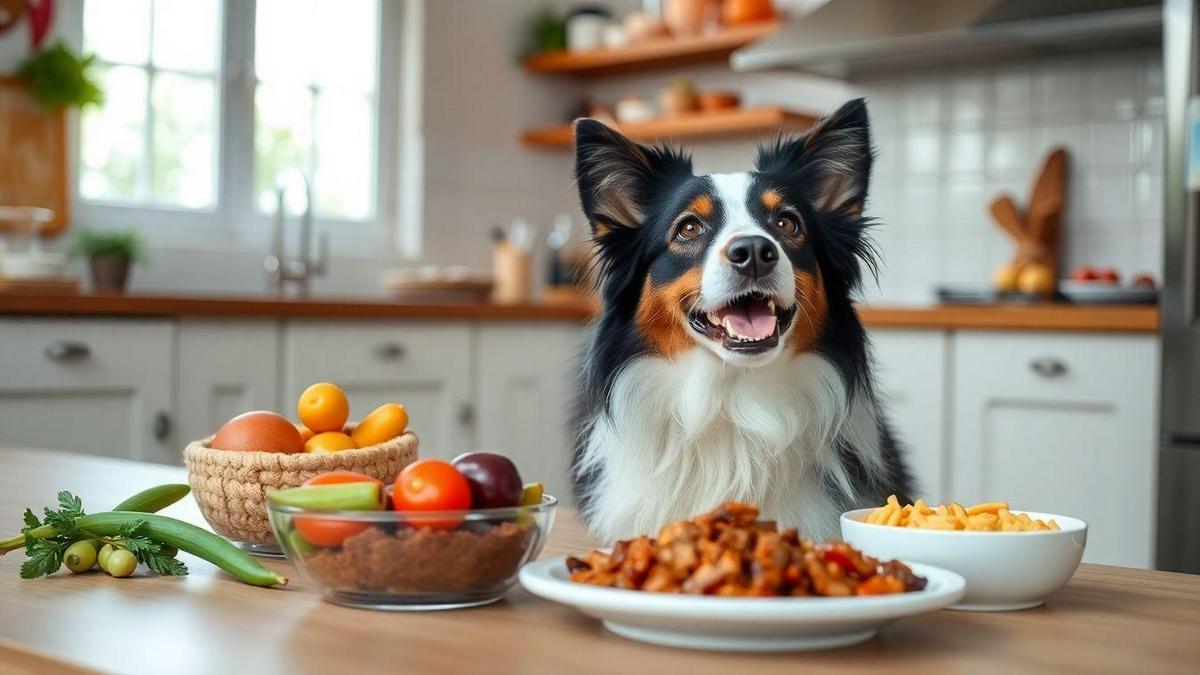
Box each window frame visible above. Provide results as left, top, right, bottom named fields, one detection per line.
left=72, top=0, right=405, bottom=254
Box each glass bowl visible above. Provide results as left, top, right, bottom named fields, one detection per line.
left=267, top=495, right=557, bottom=610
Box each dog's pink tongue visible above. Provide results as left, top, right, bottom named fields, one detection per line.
left=717, top=300, right=777, bottom=339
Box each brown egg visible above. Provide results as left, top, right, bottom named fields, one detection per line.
left=211, top=411, right=305, bottom=453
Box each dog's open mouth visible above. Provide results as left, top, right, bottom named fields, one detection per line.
left=688, top=293, right=798, bottom=354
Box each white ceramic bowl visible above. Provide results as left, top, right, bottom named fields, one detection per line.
left=841, top=508, right=1087, bottom=611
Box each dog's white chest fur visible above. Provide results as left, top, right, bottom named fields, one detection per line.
left=576, top=348, right=883, bottom=543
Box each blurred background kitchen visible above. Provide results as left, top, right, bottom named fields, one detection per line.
left=0, top=0, right=1196, bottom=574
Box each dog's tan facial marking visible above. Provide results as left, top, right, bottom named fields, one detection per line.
left=688, top=195, right=714, bottom=217
left=787, top=268, right=827, bottom=353
left=761, top=189, right=782, bottom=210
left=637, top=269, right=703, bottom=358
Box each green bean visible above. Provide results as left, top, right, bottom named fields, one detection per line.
left=267, top=482, right=383, bottom=511
left=77, top=512, right=286, bottom=587
left=112, top=484, right=191, bottom=513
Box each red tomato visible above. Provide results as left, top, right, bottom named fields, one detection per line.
left=391, top=459, right=471, bottom=530
left=294, top=471, right=384, bottom=548
left=1070, top=266, right=1098, bottom=282
left=1097, top=267, right=1120, bottom=283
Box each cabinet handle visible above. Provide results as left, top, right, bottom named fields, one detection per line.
left=152, top=411, right=172, bottom=442
left=457, top=401, right=475, bottom=428
left=374, top=342, right=407, bottom=361
left=44, top=340, right=92, bottom=362
left=1029, top=358, right=1068, bottom=378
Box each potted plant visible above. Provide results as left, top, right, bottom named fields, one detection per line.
left=69, top=230, right=145, bottom=293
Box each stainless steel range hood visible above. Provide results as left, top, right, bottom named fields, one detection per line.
left=732, top=0, right=1162, bottom=78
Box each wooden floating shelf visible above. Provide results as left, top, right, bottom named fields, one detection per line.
left=523, top=21, right=780, bottom=76
left=520, top=106, right=817, bottom=149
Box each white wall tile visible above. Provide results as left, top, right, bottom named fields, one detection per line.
left=1085, top=60, right=1138, bottom=120
left=940, top=174, right=986, bottom=229
left=1088, top=120, right=1136, bottom=168
left=946, top=128, right=985, bottom=173
left=993, top=67, right=1033, bottom=120
left=1037, top=62, right=1084, bottom=115
left=1137, top=230, right=1163, bottom=278
left=900, top=82, right=943, bottom=126
left=948, top=77, right=987, bottom=121
left=905, top=128, right=942, bottom=175
left=1083, top=171, right=1135, bottom=230
left=1135, top=118, right=1164, bottom=171
left=1133, top=170, right=1163, bottom=228
left=987, top=125, right=1033, bottom=174
left=1033, top=119, right=1086, bottom=168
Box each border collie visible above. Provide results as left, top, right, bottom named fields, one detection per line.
left=570, top=98, right=913, bottom=543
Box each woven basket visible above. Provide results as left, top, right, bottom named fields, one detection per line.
left=183, top=430, right=418, bottom=546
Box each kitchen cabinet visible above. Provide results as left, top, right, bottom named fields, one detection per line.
left=869, top=330, right=949, bottom=503
left=0, top=318, right=174, bottom=462
left=476, top=323, right=585, bottom=505
left=950, top=332, right=1159, bottom=568
left=281, top=321, right=474, bottom=460
left=176, top=320, right=281, bottom=448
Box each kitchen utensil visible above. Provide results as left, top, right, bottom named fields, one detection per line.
left=520, top=558, right=964, bottom=651
left=184, top=429, right=418, bottom=555
left=659, top=76, right=698, bottom=117
left=492, top=220, right=534, bottom=305
left=269, top=494, right=557, bottom=610
left=988, top=148, right=1069, bottom=294
left=842, top=509, right=1087, bottom=611
left=0, top=78, right=70, bottom=236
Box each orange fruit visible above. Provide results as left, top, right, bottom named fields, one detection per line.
left=351, top=403, right=409, bottom=447
left=297, top=382, right=350, bottom=433
left=1017, top=263, right=1056, bottom=296
left=296, top=424, right=315, bottom=443
left=304, top=431, right=357, bottom=454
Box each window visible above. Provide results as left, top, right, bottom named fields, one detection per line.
left=80, top=0, right=221, bottom=209
left=77, top=0, right=393, bottom=243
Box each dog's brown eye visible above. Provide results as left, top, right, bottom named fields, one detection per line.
left=775, top=214, right=801, bottom=237
left=675, top=218, right=705, bottom=241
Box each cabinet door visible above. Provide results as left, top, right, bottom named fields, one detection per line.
left=177, top=320, right=281, bottom=446
left=951, top=332, right=1159, bottom=567
left=476, top=323, right=584, bottom=506
left=869, top=329, right=948, bottom=503
left=283, top=321, right=473, bottom=459
left=0, top=319, right=174, bottom=463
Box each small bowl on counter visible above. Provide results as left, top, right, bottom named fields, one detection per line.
left=841, top=508, right=1087, bottom=611
left=268, top=495, right=558, bottom=610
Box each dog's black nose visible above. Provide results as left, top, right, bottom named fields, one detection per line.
left=726, top=235, right=778, bottom=278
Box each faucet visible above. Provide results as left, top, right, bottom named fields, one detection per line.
left=265, top=170, right=328, bottom=297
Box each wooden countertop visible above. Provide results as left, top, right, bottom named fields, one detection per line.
left=0, top=292, right=1160, bottom=332
left=1, top=449, right=1197, bottom=674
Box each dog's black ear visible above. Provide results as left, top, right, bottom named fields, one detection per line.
left=755, top=98, right=872, bottom=215
left=574, top=119, right=692, bottom=237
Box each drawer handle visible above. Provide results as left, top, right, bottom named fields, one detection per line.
left=1029, top=358, right=1068, bottom=378
left=153, top=411, right=172, bottom=442
left=374, top=342, right=407, bottom=361
left=44, top=340, right=92, bottom=363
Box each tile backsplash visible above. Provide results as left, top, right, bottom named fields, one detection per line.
left=857, top=49, right=1164, bottom=303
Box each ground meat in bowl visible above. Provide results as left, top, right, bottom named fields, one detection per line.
left=303, top=521, right=535, bottom=593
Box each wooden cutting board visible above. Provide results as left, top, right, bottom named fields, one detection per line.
left=0, top=76, right=69, bottom=236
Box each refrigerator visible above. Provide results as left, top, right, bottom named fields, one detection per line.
left=1158, top=0, right=1200, bottom=574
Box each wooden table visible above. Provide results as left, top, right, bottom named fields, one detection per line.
left=1, top=448, right=1196, bottom=674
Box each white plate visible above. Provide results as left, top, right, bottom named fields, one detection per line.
left=519, top=557, right=965, bottom=652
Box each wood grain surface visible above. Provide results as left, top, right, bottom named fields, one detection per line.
left=0, top=448, right=1196, bottom=674
left=0, top=292, right=1161, bottom=333
left=0, top=76, right=69, bottom=236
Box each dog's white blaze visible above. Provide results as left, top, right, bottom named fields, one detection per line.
left=699, top=172, right=795, bottom=312
left=576, top=348, right=886, bottom=544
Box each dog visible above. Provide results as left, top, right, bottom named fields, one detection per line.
left=569, top=98, right=913, bottom=544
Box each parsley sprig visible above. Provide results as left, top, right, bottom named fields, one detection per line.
left=15, top=491, right=188, bottom=579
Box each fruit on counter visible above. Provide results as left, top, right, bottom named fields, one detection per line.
left=452, top=452, right=524, bottom=509
left=296, top=424, right=315, bottom=443
left=268, top=482, right=385, bottom=511
left=1016, top=262, right=1056, bottom=296
left=722, top=0, right=776, bottom=25
left=297, top=382, right=350, bottom=433
left=519, top=482, right=544, bottom=507
left=292, top=471, right=386, bottom=547
left=63, top=540, right=96, bottom=573
left=992, top=263, right=1021, bottom=293
left=391, top=459, right=472, bottom=529
left=211, top=411, right=305, bottom=454
left=304, top=431, right=358, bottom=454
left=1070, top=265, right=1099, bottom=281
left=1096, top=267, right=1120, bottom=283
left=350, top=403, right=409, bottom=447
left=1133, top=273, right=1156, bottom=289
left=105, top=548, right=137, bottom=578
left=3, top=488, right=287, bottom=587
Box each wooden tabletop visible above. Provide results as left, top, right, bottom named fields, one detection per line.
left=0, top=291, right=1161, bottom=333
left=0, top=449, right=1196, bottom=673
